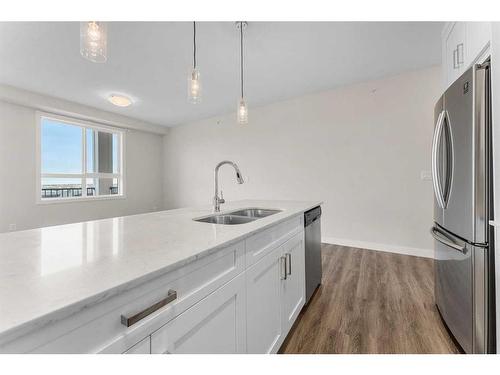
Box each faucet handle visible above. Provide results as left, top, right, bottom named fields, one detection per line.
left=219, top=190, right=225, bottom=204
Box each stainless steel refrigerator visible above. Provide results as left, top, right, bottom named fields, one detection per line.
left=431, top=61, right=495, bottom=353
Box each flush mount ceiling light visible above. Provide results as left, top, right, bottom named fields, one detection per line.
left=108, top=94, right=132, bottom=107
left=188, top=21, right=201, bottom=103
left=80, top=21, right=107, bottom=63
left=236, top=21, right=248, bottom=125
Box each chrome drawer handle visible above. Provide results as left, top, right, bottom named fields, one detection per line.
left=121, top=289, right=177, bottom=327
left=457, top=43, right=464, bottom=65
left=286, top=253, right=292, bottom=276
left=280, top=256, right=287, bottom=280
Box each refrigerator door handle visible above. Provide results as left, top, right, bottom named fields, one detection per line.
left=442, top=110, right=454, bottom=208
left=432, top=110, right=447, bottom=209
left=431, top=226, right=467, bottom=254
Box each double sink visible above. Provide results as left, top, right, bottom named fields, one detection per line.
left=194, top=208, right=282, bottom=225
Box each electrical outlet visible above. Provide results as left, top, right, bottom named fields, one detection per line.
left=8, top=223, right=17, bottom=231
left=420, top=171, right=432, bottom=181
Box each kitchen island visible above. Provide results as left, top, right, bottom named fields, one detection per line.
left=0, top=200, right=321, bottom=353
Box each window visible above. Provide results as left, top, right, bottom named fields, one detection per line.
left=37, top=112, right=124, bottom=202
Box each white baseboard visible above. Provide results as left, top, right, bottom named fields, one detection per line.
left=321, top=236, right=434, bottom=259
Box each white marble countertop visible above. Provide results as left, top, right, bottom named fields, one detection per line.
left=0, top=199, right=321, bottom=344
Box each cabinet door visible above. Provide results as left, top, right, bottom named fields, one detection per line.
left=446, top=22, right=466, bottom=86
left=123, top=337, right=151, bottom=354
left=281, top=232, right=306, bottom=334
left=466, top=22, right=491, bottom=65
left=246, top=245, right=284, bottom=354
left=150, top=273, right=246, bottom=354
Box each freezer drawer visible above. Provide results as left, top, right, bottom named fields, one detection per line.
left=433, top=227, right=473, bottom=353
left=432, top=225, right=490, bottom=353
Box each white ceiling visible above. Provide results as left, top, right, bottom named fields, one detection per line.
left=0, top=22, right=443, bottom=127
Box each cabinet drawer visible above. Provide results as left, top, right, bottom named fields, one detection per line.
left=151, top=272, right=246, bottom=354
left=245, top=215, right=302, bottom=267
left=5, top=241, right=244, bottom=353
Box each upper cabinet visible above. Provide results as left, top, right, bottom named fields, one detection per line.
left=467, top=22, right=492, bottom=65
left=442, top=22, right=492, bottom=89
left=444, top=22, right=466, bottom=86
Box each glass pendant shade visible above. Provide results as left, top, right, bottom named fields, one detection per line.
left=188, top=68, right=201, bottom=103
left=237, top=98, right=248, bottom=125
left=80, top=22, right=107, bottom=63
left=237, top=22, right=248, bottom=125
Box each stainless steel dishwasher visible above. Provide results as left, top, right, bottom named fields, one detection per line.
left=304, top=206, right=322, bottom=304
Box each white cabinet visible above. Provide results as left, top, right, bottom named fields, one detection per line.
left=150, top=272, right=247, bottom=354
left=467, top=22, right=492, bottom=65
left=246, top=232, right=305, bottom=354
left=445, top=22, right=466, bottom=86
left=123, top=337, right=151, bottom=354
left=246, top=245, right=284, bottom=353
left=442, top=22, right=492, bottom=88
left=281, top=231, right=306, bottom=334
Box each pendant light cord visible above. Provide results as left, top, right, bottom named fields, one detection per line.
left=193, top=21, right=197, bottom=69
left=240, top=21, right=244, bottom=99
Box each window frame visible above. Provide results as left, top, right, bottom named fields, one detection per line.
left=36, top=111, right=126, bottom=204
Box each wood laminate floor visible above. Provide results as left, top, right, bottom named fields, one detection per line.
left=280, top=244, right=461, bottom=354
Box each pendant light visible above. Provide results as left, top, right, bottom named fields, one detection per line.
left=80, top=22, right=107, bottom=63
left=237, top=22, right=248, bottom=125
left=188, top=22, right=201, bottom=103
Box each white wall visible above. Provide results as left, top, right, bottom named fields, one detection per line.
left=163, top=66, right=441, bottom=256
left=490, top=22, right=500, bottom=352
left=0, top=99, right=165, bottom=232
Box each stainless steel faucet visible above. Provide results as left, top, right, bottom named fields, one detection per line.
left=213, top=161, right=244, bottom=212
